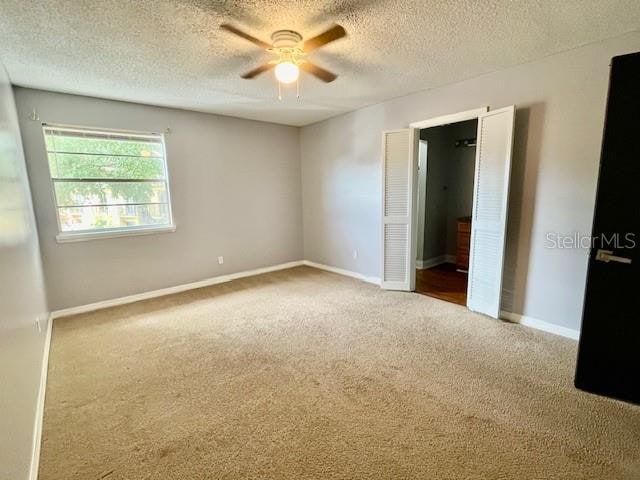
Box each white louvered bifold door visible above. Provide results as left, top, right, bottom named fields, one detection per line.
left=381, top=129, right=417, bottom=290
left=467, top=106, right=515, bottom=318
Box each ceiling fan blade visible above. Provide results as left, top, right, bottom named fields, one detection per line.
left=241, top=63, right=275, bottom=79
left=303, top=24, right=346, bottom=52
left=301, top=62, right=338, bottom=83
left=220, top=23, right=271, bottom=50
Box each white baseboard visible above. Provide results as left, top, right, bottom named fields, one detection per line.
left=416, top=254, right=456, bottom=270
left=30, top=314, right=53, bottom=480
left=49, top=259, right=578, bottom=342
left=51, top=260, right=382, bottom=321
left=500, top=311, right=579, bottom=341
left=302, top=260, right=381, bottom=285
left=51, top=261, right=305, bottom=319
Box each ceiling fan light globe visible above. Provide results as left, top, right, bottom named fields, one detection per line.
left=275, top=62, right=299, bottom=84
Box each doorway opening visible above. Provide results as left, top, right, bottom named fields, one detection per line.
left=415, top=119, right=478, bottom=305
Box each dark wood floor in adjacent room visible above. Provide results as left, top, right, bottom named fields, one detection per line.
left=415, top=263, right=467, bottom=306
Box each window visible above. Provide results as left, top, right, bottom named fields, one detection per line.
left=43, top=125, right=174, bottom=241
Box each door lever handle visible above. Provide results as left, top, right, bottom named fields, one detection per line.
left=595, top=249, right=632, bottom=264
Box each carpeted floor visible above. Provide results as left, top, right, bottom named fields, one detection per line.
left=40, top=266, right=640, bottom=479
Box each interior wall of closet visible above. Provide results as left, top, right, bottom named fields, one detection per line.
left=420, top=119, right=477, bottom=266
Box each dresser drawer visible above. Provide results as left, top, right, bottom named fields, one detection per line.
left=457, top=232, right=470, bottom=250
left=456, top=252, right=469, bottom=269
left=458, top=220, right=471, bottom=234
left=456, top=217, right=472, bottom=270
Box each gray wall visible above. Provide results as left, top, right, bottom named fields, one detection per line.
left=420, top=120, right=477, bottom=261
left=420, top=127, right=449, bottom=260
left=0, top=66, right=49, bottom=479
left=301, top=32, right=640, bottom=331
left=444, top=120, right=477, bottom=256
left=16, top=88, right=303, bottom=310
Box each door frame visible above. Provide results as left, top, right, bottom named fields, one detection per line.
left=416, top=139, right=428, bottom=268
left=407, top=106, right=488, bottom=292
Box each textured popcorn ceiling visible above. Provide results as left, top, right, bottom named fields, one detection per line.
left=1, top=1, right=639, bottom=126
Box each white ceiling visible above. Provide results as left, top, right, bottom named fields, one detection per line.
left=1, top=1, right=639, bottom=126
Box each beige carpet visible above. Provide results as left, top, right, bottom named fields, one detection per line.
left=40, top=266, right=640, bottom=479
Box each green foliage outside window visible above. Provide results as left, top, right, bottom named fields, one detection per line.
left=46, top=134, right=166, bottom=206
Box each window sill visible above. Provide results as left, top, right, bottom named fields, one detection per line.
left=56, top=225, right=176, bottom=243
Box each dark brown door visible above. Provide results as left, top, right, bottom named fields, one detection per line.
left=575, top=52, right=640, bottom=404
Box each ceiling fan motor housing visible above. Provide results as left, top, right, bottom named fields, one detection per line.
left=270, top=30, right=303, bottom=49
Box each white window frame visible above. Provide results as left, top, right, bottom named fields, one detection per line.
left=42, top=123, right=176, bottom=243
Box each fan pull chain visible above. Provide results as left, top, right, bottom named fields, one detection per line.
left=278, top=80, right=282, bottom=101
left=296, top=77, right=300, bottom=99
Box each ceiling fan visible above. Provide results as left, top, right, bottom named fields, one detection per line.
left=220, top=23, right=346, bottom=98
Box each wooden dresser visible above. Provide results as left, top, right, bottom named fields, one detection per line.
left=456, top=217, right=472, bottom=271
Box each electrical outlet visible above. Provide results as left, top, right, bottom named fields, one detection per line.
left=218, top=256, right=224, bottom=265
left=353, top=249, right=358, bottom=259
